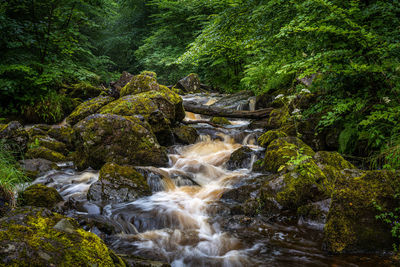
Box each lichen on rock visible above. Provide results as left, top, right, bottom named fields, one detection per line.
left=66, top=95, right=114, bottom=125
left=0, top=207, right=125, bottom=266
left=18, top=184, right=63, bottom=208
left=25, top=146, right=67, bottom=162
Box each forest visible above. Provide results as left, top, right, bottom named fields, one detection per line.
left=1, top=0, right=400, bottom=266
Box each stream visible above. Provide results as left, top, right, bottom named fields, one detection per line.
left=31, top=94, right=390, bottom=266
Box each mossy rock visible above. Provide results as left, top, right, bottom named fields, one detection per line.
left=0, top=186, right=13, bottom=217
left=210, top=117, right=231, bottom=125
left=19, top=159, right=60, bottom=180
left=172, top=125, right=198, bottom=145
left=274, top=160, right=332, bottom=210
left=120, top=74, right=160, bottom=96
left=263, top=136, right=315, bottom=173
left=66, top=96, right=114, bottom=126
left=29, top=135, right=68, bottom=155
left=73, top=114, right=168, bottom=170
left=0, top=121, right=29, bottom=155
left=47, top=125, right=75, bottom=150
left=313, top=151, right=355, bottom=170
left=258, top=130, right=288, bottom=148
left=18, top=184, right=63, bottom=208
left=267, top=107, right=290, bottom=129
left=0, top=207, right=125, bottom=266
left=324, top=170, right=400, bottom=253
left=26, top=124, right=50, bottom=138
left=25, top=146, right=66, bottom=162
left=88, top=163, right=151, bottom=204
left=67, top=82, right=103, bottom=100
left=140, top=70, right=157, bottom=79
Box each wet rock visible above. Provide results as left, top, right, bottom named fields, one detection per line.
left=0, top=121, right=29, bottom=155
left=28, top=135, right=68, bottom=155
left=210, top=91, right=254, bottom=110
left=53, top=218, right=75, bottom=234
left=226, top=146, right=254, bottom=170
left=0, top=207, right=125, bottom=266
left=66, top=95, right=114, bottom=125
left=110, top=71, right=134, bottom=95
left=172, top=125, right=198, bottom=145
left=19, top=158, right=59, bottom=179
left=210, top=117, right=231, bottom=125
left=258, top=130, right=287, bottom=148
left=173, top=73, right=201, bottom=94
left=324, top=170, right=400, bottom=253
left=297, top=199, right=331, bottom=229
left=73, top=114, right=168, bottom=170
left=18, top=184, right=63, bottom=208
left=88, top=163, right=151, bottom=204
left=25, top=146, right=66, bottom=162
left=263, top=136, right=315, bottom=173
left=119, top=254, right=170, bottom=267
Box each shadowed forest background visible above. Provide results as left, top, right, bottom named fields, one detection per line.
left=1, top=0, right=400, bottom=167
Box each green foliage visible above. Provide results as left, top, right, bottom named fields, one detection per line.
left=374, top=194, right=400, bottom=253
left=0, top=141, right=28, bottom=191
left=278, top=145, right=313, bottom=175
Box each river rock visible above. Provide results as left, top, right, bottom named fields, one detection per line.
left=66, top=95, right=114, bottom=125
left=172, top=125, right=198, bottom=145
left=210, top=117, right=231, bottom=125
left=19, top=158, right=59, bottom=179
left=28, top=135, right=68, bottom=155
left=88, top=163, right=151, bottom=204
left=173, top=73, right=201, bottom=94
left=257, top=130, right=287, bottom=148
left=0, top=207, right=125, bottom=266
left=110, top=71, right=134, bottom=93
left=47, top=125, right=76, bottom=150
left=0, top=121, right=29, bottom=154
left=262, top=136, right=315, bottom=173
left=324, top=170, right=400, bottom=253
left=25, top=146, right=67, bottom=162
left=226, top=146, right=254, bottom=170
left=73, top=114, right=168, bottom=170
left=120, top=74, right=163, bottom=96
left=66, top=82, right=103, bottom=100
left=18, top=184, right=63, bottom=208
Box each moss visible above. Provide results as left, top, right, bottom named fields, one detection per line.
left=120, top=74, right=160, bottom=97
left=324, top=170, right=400, bottom=253
left=172, top=125, right=198, bottom=144
left=29, top=135, right=68, bottom=155
left=88, top=163, right=151, bottom=203
left=67, top=82, right=103, bottom=99
left=100, top=95, right=157, bottom=118
left=140, top=70, right=157, bottom=79
left=25, top=146, right=66, bottom=162
left=73, top=114, right=167, bottom=170
left=0, top=207, right=125, bottom=266
left=313, top=151, right=355, bottom=170
left=263, top=136, right=315, bottom=173
left=47, top=126, right=75, bottom=149
left=210, top=117, right=231, bottom=125
left=267, top=106, right=290, bottom=129
left=276, top=159, right=332, bottom=209
left=18, top=184, right=63, bottom=208
left=66, top=96, right=114, bottom=125
left=258, top=130, right=287, bottom=148
left=297, top=203, right=325, bottom=221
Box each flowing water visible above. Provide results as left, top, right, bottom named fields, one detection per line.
left=31, top=94, right=393, bottom=266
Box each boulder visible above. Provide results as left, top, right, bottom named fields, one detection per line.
left=324, top=170, right=400, bottom=253
left=19, top=159, right=59, bottom=179
left=66, top=82, right=103, bottom=100
left=73, top=114, right=168, bottom=170
left=0, top=187, right=13, bottom=217
left=0, top=207, right=125, bottom=266
left=26, top=124, right=50, bottom=138
left=172, top=125, right=198, bottom=145
left=120, top=74, right=161, bottom=97
left=18, top=184, right=63, bottom=208
left=28, top=135, right=68, bottom=155
left=140, top=70, right=157, bottom=79
left=226, top=146, right=254, bottom=170
left=263, top=136, right=315, bottom=173
left=0, top=121, right=29, bottom=154
left=66, top=96, right=114, bottom=126
left=25, top=147, right=66, bottom=162
left=257, top=130, right=287, bottom=148
left=47, top=125, right=75, bottom=150
left=110, top=71, right=134, bottom=93
left=210, top=117, right=231, bottom=125
left=173, top=73, right=201, bottom=93
left=88, top=163, right=151, bottom=204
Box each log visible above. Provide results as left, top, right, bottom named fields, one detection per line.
left=183, top=101, right=273, bottom=119
left=182, top=120, right=227, bottom=129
